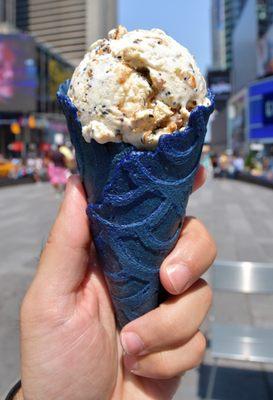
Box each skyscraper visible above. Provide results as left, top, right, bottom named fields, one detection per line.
left=257, top=0, right=273, bottom=37
left=211, top=0, right=247, bottom=70
left=0, top=0, right=16, bottom=25
left=212, top=0, right=226, bottom=69
left=12, top=0, right=117, bottom=65
left=224, top=0, right=247, bottom=69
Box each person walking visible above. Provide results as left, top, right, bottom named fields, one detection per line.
left=47, top=147, right=70, bottom=194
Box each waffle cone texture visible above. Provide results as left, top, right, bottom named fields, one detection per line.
left=57, top=81, right=214, bottom=328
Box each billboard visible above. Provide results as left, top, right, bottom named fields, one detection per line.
left=207, top=70, right=231, bottom=104
left=0, top=34, right=37, bottom=112
left=228, top=89, right=247, bottom=152
left=257, top=24, right=273, bottom=78
left=249, top=77, right=273, bottom=142
left=48, top=58, right=72, bottom=101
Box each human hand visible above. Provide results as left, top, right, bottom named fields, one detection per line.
left=19, top=167, right=216, bottom=400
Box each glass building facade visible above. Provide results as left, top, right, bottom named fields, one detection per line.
left=212, top=0, right=247, bottom=70
left=224, top=0, right=247, bottom=69
left=0, top=0, right=16, bottom=25
left=257, top=0, right=273, bottom=37
left=14, top=0, right=117, bottom=66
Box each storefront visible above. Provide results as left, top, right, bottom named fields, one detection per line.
left=248, top=76, right=273, bottom=155
left=227, top=88, right=248, bottom=153
left=0, top=31, right=73, bottom=158
left=227, top=76, right=273, bottom=155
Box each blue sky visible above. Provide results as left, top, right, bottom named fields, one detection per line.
left=118, top=0, right=212, bottom=75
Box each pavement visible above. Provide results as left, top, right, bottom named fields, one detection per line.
left=0, top=178, right=273, bottom=399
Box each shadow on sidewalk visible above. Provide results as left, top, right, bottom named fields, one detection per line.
left=198, top=364, right=273, bottom=400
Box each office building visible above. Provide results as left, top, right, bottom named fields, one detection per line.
left=227, top=0, right=273, bottom=153
left=212, top=0, right=226, bottom=69
left=211, top=0, right=247, bottom=70
left=212, top=1, right=273, bottom=70
left=0, top=30, right=74, bottom=157
left=232, top=0, right=273, bottom=88
left=232, top=0, right=257, bottom=92
left=0, top=0, right=16, bottom=24
left=257, top=0, right=273, bottom=37
left=7, top=0, right=117, bottom=65
left=210, top=0, right=273, bottom=152
left=224, top=0, right=247, bottom=69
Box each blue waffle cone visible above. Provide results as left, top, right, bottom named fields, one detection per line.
left=57, top=80, right=214, bottom=328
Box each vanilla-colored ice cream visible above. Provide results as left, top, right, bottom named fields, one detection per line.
left=68, top=26, right=210, bottom=149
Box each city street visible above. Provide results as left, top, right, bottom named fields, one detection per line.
left=0, top=178, right=273, bottom=398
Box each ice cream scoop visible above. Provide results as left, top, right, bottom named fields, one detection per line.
left=68, top=26, right=210, bottom=149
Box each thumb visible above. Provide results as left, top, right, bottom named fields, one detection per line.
left=34, top=175, right=91, bottom=297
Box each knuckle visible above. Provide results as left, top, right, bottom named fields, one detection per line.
left=157, top=351, right=176, bottom=379
left=198, top=279, right=213, bottom=307
left=159, top=305, right=179, bottom=339
left=202, top=230, right=217, bottom=262
left=193, top=332, right=206, bottom=366
left=191, top=218, right=217, bottom=256
left=208, top=236, right=217, bottom=261
left=187, top=216, right=203, bottom=231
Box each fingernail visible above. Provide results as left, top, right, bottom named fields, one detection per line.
left=123, top=354, right=138, bottom=372
left=166, top=264, right=191, bottom=294
left=121, top=332, right=144, bottom=355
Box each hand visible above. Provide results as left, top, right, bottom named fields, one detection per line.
left=19, top=167, right=216, bottom=400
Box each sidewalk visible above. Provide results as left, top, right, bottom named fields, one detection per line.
left=0, top=179, right=272, bottom=398
left=174, top=177, right=273, bottom=399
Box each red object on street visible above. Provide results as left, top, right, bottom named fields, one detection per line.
left=40, top=143, right=51, bottom=152
left=8, top=141, right=24, bottom=152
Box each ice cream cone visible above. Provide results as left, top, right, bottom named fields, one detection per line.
left=57, top=80, right=214, bottom=328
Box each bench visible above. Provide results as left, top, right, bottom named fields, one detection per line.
left=206, top=261, right=273, bottom=398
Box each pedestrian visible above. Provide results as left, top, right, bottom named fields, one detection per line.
left=232, top=152, right=244, bottom=178
left=47, top=147, right=70, bottom=194
left=5, top=171, right=216, bottom=400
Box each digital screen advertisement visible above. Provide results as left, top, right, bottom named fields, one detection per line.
left=257, top=24, right=273, bottom=78
left=249, top=78, right=273, bottom=141
left=0, top=34, right=37, bottom=112
left=48, top=58, right=72, bottom=101
left=207, top=70, right=231, bottom=103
